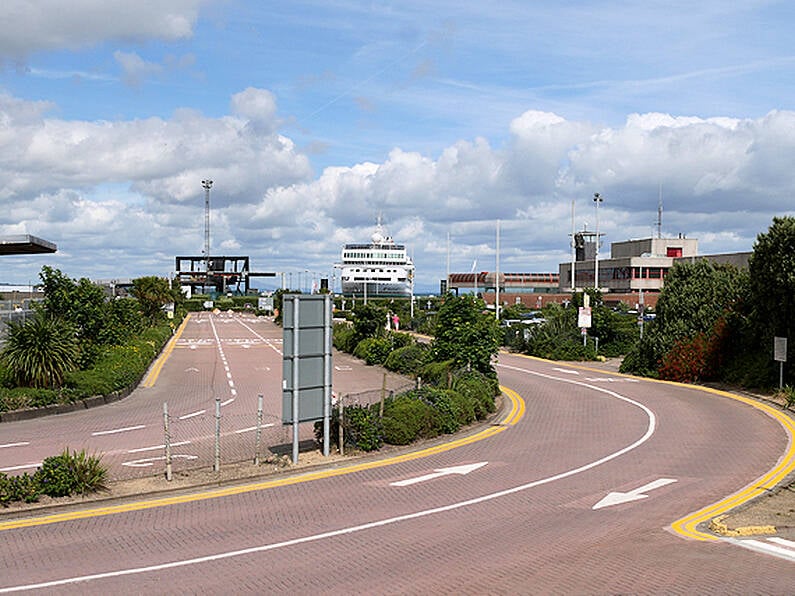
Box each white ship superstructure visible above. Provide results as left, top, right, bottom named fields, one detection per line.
left=335, top=221, right=414, bottom=297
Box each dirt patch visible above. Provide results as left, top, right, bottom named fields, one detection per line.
left=712, top=484, right=795, bottom=539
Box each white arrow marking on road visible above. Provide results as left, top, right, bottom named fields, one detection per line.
left=552, top=368, right=580, bottom=375
left=592, top=478, right=677, bottom=509
left=185, top=367, right=199, bottom=372
left=390, top=462, right=488, bottom=487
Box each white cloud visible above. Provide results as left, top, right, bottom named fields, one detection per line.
left=0, top=0, right=205, bottom=58
left=113, top=51, right=163, bottom=87
left=1, top=90, right=794, bottom=289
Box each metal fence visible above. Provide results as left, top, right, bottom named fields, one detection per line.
left=101, top=381, right=418, bottom=482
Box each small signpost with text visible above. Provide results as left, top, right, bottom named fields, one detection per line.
left=282, top=294, right=332, bottom=463
left=578, top=293, right=592, bottom=347
left=774, top=336, right=787, bottom=389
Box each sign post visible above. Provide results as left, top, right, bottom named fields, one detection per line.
left=578, top=298, right=592, bottom=347
left=774, top=336, right=787, bottom=389
left=282, top=294, right=333, bottom=463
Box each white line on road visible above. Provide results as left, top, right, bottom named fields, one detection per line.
left=0, top=442, right=30, bottom=449
left=127, top=441, right=191, bottom=454
left=220, top=398, right=235, bottom=407
left=179, top=410, right=206, bottom=420
left=121, top=454, right=198, bottom=468
left=0, top=462, right=41, bottom=472
left=552, top=367, right=580, bottom=375
left=91, top=425, right=146, bottom=436
left=0, top=367, right=658, bottom=593
left=732, top=537, right=795, bottom=562
left=234, top=424, right=275, bottom=434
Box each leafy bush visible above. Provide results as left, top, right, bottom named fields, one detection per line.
left=315, top=404, right=383, bottom=452
left=0, top=449, right=108, bottom=506
left=37, top=452, right=78, bottom=497
left=341, top=404, right=382, bottom=452
left=776, top=385, right=795, bottom=410
left=64, top=325, right=171, bottom=399
left=37, top=449, right=107, bottom=498
left=381, top=395, right=437, bottom=445
left=0, top=386, right=63, bottom=412
left=333, top=322, right=358, bottom=353
left=384, top=343, right=430, bottom=376
left=418, top=360, right=454, bottom=388
left=353, top=337, right=393, bottom=365
left=452, top=370, right=498, bottom=419
left=415, top=387, right=461, bottom=434
left=0, top=472, right=40, bottom=505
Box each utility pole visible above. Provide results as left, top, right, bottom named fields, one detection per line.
left=593, top=192, right=603, bottom=292
left=202, top=179, right=213, bottom=290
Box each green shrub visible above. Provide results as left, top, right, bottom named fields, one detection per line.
left=342, top=404, right=382, bottom=452
left=381, top=395, right=437, bottom=445
left=776, top=385, right=795, bottom=410
left=37, top=452, right=78, bottom=497
left=405, top=387, right=461, bottom=434
left=353, top=337, right=393, bottom=365
left=418, top=360, right=454, bottom=388
left=37, top=449, right=107, bottom=498
left=0, top=472, right=40, bottom=505
left=315, top=404, right=383, bottom=452
left=384, top=343, right=430, bottom=376
left=332, top=322, right=357, bottom=353
left=453, top=371, right=498, bottom=419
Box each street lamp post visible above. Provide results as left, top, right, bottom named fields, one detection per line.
left=593, top=192, right=603, bottom=291
left=201, top=179, right=213, bottom=292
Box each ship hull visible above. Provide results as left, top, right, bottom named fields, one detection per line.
left=340, top=280, right=412, bottom=298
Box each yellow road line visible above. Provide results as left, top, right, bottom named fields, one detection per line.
left=141, top=313, right=192, bottom=388
left=670, top=387, right=795, bottom=541
left=0, top=386, right=524, bottom=531
left=502, top=352, right=795, bottom=541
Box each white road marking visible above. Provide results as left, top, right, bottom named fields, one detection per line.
left=552, top=367, right=579, bottom=375
left=0, top=442, right=30, bottom=449
left=592, top=478, right=678, bottom=509
left=0, top=366, right=659, bottom=593
left=390, top=462, right=488, bottom=487
left=731, top=537, right=795, bottom=562
left=220, top=398, right=235, bottom=407
left=179, top=410, right=206, bottom=420
left=234, top=424, right=275, bottom=434
left=0, top=462, right=41, bottom=472
left=121, top=454, right=198, bottom=468
left=127, top=441, right=191, bottom=453
left=91, top=425, right=146, bottom=436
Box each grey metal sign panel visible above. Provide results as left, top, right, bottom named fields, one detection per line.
left=282, top=294, right=332, bottom=424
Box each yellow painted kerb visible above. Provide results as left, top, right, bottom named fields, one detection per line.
left=141, top=313, right=192, bottom=388
left=0, top=386, right=524, bottom=531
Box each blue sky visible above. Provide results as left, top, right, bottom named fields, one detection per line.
left=1, top=1, right=794, bottom=292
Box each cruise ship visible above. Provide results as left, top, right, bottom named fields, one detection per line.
left=335, top=221, right=414, bottom=297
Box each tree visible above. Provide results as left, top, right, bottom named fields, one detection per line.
left=131, top=276, right=178, bottom=323
left=431, top=295, right=500, bottom=376
left=37, top=266, right=106, bottom=344
left=747, top=216, right=795, bottom=384
left=352, top=302, right=388, bottom=343
left=1, top=314, right=78, bottom=388
left=620, top=259, right=748, bottom=378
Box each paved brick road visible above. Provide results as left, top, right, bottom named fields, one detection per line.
left=1, top=337, right=793, bottom=593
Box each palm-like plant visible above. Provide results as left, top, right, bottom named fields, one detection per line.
left=1, top=314, right=78, bottom=388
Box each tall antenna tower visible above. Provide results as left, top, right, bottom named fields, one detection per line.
left=201, top=179, right=213, bottom=274
left=656, top=184, right=663, bottom=239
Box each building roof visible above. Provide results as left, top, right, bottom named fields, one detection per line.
left=0, top=235, right=57, bottom=255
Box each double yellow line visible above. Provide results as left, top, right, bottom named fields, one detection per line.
left=140, top=313, right=192, bottom=388
left=0, top=387, right=525, bottom=531
left=670, top=386, right=795, bottom=541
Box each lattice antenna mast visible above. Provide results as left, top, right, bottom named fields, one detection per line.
left=657, top=184, right=663, bottom=239
left=201, top=179, right=213, bottom=273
